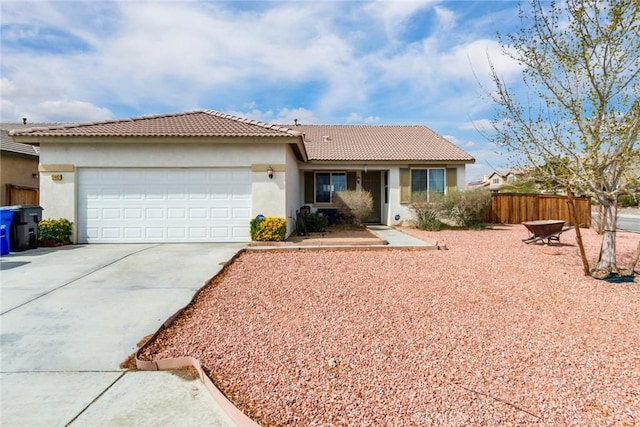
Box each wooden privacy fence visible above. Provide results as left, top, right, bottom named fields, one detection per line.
left=485, top=193, right=591, bottom=227
left=6, top=185, right=39, bottom=206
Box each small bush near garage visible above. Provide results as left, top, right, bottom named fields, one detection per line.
left=38, top=218, right=73, bottom=244
left=334, top=190, right=373, bottom=225
left=250, top=217, right=287, bottom=241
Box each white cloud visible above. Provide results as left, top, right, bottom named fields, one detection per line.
left=0, top=0, right=524, bottom=185
left=363, top=0, right=437, bottom=41
left=227, top=107, right=315, bottom=125
left=1, top=74, right=113, bottom=122
left=274, top=108, right=316, bottom=125
left=0, top=100, right=24, bottom=123
left=346, top=113, right=381, bottom=124
left=460, top=119, right=493, bottom=132
left=30, top=101, right=113, bottom=123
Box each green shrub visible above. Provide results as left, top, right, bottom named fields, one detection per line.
left=408, top=189, right=491, bottom=230
left=408, top=192, right=446, bottom=231
left=250, top=216, right=287, bottom=241
left=38, top=218, right=73, bottom=243
left=333, top=190, right=373, bottom=225
left=445, top=189, right=492, bottom=229
left=618, top=194, right=638, bottom=207
left=300, top=212, right=328, bottom=232
left=295, top=212, right=308, bottom=235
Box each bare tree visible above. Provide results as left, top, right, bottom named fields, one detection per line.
left=485, top=0, right=640, bottom=277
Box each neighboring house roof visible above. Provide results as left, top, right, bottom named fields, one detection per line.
left=8, top=110, right=301, bottom=139
left=467, top=180, right=489, bottom=188
left=288, top=124, right=474, bottom=162
left=486, top=169, right=524, bottom=182
left=0, top=124, right=44, bottom=157
left=487, top=171, right=509, bottom=179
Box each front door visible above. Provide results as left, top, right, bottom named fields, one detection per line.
left=362, top=171, right=381, bottom=223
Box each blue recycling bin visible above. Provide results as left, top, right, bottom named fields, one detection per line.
left=0, top=209, right=15, bottom=255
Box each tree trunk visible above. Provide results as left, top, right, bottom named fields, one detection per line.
left=595, top=205, right=605, bottom=234
left=565, top=183, right=589, bottom=275
left=593, top=202, right=618, bottom=276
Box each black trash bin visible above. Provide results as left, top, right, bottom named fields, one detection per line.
left=7, top=205, right=43, bottom=252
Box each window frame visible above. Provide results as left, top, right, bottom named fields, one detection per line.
left=410, top=168, right=446, bottom=200
left=314, top=171, right=347, bottom=204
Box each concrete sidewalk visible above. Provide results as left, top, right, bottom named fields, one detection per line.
left=366, top=225, right=434, bottom=247
left=1, top=243, right=244, bottom=427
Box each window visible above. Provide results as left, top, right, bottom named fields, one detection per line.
left=507, top=175, right=515, bottom=184
left=492, top=177, right=500, bottom=184
left=411, top=168, right=445, bottom=199
left=315, top=172, right=346, bottom=203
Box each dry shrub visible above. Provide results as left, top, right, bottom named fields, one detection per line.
left=408, top=192, right=446, bottom=231
left=443, top=189, right=491, bottom=229
left=334, top=190, right=373, bottom=225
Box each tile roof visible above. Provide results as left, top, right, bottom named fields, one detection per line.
left=290, top=124, right=474, bottom=162
left=8, top=110, right=301, bottom=138
left=0, top=124, right=44, bottom=157
left=5, top=112, right=474, bottom=164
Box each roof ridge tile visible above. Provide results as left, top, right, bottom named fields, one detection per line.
left=202, top=109, right=300, bottom=136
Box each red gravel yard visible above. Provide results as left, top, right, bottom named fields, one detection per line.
left=139, top=225, right=639, bottom=426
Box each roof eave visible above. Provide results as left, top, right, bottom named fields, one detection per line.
left=307, top=158, right=475, bottom=163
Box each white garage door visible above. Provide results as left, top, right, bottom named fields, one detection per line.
left=78, top=168, right=251, bottom=243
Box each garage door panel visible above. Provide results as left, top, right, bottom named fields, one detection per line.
left=124, top=191, right=144, bottom=201
left=102, top=209, right=122, bottom=220
left=78, top=168, right=251, bottom=243
left=145, top=228, right=164, bottom=240
left=124, top=228, right=143, bottom=239
left=211, top=227, right=230, bottom=238
left=168, top=190, right=187, bottom=200
left=102, top=228, right=122, bottom=239
left=145, top=187, right=165, bottom=200
left=124, top=208, right=143, bottom=219
left=232, top=207, right=251, bottom=219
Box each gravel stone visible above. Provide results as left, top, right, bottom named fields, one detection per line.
left=140, top=225, right=640, bottom=426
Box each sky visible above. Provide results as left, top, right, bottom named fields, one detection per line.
left=0, top=0, right=528, bottom=181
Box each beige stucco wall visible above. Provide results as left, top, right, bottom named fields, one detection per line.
left=251, top=164, right=286, bottom=219
left=38, top=168, right=76, bottom=235
left=387, top=165, right=468, bottom=226
left=38, top=141, right=293, bottom=242
left=40, top=142, right=287, bottom=168
left=284, top=148, right=302, bottom=236
left=0, top=154, right=39, bottom=205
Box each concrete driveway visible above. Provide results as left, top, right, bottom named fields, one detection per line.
left=1, top=243, right=245, bottom=426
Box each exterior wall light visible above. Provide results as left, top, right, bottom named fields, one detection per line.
left=267, top=166, right=274, bottom=179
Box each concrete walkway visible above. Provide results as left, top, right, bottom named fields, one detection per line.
left=366, top=225, right=434, bottom=247
left=1, top=243, right=244, bottom=427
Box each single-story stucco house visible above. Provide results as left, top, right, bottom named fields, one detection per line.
left=9, top=110, right=474, bottom=243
